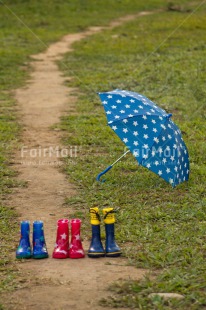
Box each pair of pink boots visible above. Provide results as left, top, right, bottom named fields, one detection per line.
left=53, top=218, right=84, bottom=259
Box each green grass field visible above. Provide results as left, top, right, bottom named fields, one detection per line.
left=0, top=0, right=206, bottom=309
left=58, top=1, right=206, bottom=309
left=0, top=0, right=167, bottom=296
left=0, top=0, right=170, bottom=298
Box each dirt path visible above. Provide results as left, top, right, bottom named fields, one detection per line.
left=1, top=12, right=154, bottom=310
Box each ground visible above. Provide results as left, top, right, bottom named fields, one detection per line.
left=1, top=2, right=206, bottom=309
left=1, top=14, right=150, bottom=310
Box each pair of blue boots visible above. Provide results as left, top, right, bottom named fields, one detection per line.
left=88, top=207, right=121, bottom=258
left=16, top=220, right=48, bottom=259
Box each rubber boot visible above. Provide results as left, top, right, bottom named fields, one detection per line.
left=88, top=207, right=105, bottom=258
left=103, top=208, right=121, bottom=257
left=69, top=219, right=85, bottom=259
left=33, top=221, right=48, bottom=259
left=52, top=219, right=69, bottom=259
left=16, top=220, right=32, bottom=259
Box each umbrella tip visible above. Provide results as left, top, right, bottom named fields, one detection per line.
left=167, top=113, right=172, bottom=119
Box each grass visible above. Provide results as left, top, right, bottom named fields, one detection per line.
left=0, top=93, right=19, bottom=295
left=58, top=1, right=206, bottom=309
left=0, top=0, right=174, bottom=302
left=0, top=0, right=204, bottom=308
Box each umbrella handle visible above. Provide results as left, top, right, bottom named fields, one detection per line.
left=96, top=165, right=112, bottom=182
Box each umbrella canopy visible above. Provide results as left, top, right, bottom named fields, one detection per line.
left=98, top=89, right=190, bottom=187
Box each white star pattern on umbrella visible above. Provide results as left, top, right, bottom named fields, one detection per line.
left=133, top=151, right=139, bottom=157
left=98, top=89, right=189, bottom=187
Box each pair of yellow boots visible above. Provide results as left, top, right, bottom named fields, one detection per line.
left=88, top=207, right=121, bottom=258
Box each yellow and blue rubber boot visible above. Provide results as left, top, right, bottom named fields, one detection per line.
left=88, top=207, right=105, bottom=258
left=103, top=208, right=121, bottom=257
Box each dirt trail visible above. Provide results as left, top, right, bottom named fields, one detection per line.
left=1, top=12, right=153, bottom=310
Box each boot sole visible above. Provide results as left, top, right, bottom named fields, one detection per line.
left=105, top=252, right=121, bottom=257
left=33, top=254, right=49, bottom=259
left=52, top=255, right=69, bottom=259
left=16, top=254, right=32, bottom=259
left=88, top=252, right=105, bottom=258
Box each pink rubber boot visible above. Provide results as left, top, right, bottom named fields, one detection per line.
left=52, top=219, right=69, bottom=259
left=69, top=219, right=85, bottom=259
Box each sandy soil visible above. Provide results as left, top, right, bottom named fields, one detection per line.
left=1, top=12, right=154, bottom=310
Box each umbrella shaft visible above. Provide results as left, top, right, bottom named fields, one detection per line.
left=111, top=150, right=130, bottom=166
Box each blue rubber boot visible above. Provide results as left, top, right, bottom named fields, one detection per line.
left=16, top=220, right=32, bottom=259
left=103, top=208, right=121, bottom=257
left=88, top=207, right=105, bottom=258
left=33, top=221, right=48, bottom=259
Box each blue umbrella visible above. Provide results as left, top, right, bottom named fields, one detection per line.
left=96, top=89, right=189, bottom=187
